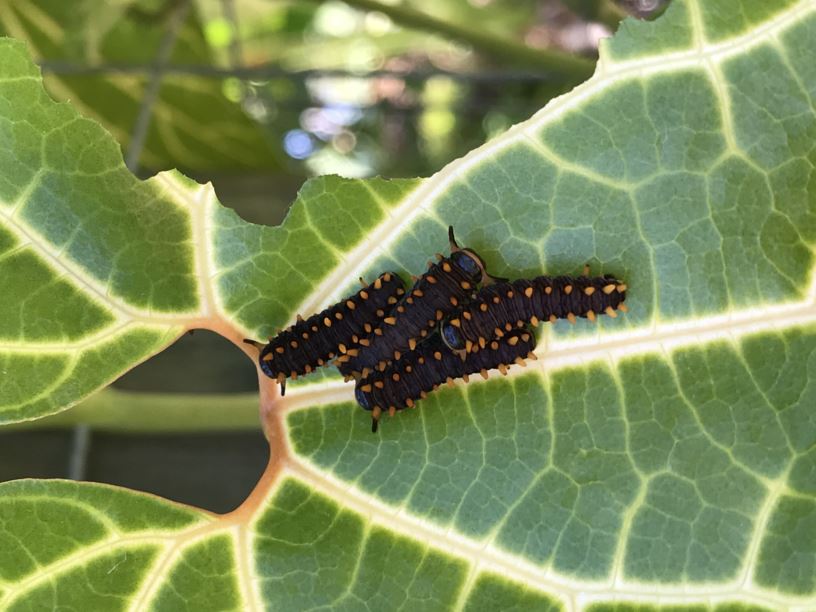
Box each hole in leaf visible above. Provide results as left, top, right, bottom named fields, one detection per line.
left=1, top=331, right=270, bottom=513
left=85, top=431, right=269, bottom=514
left=0, top=431, right=75, bottom=480
left=188, top=172, right=300, bottom=227
left=114, top=329, right=257, bottom=394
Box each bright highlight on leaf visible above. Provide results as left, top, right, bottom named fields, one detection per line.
left=1, top=0, right=816, bottom=609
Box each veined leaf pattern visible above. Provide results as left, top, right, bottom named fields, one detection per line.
left=1, top=0, right=815, bottom=609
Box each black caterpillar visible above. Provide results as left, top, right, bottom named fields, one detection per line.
left=356, top=328, right=537, bottom=432
left=251, top=272, right=405, bottom=394
left=440, top=274, right=627, bottom=353
left=336, top=226, right=499, bottom=379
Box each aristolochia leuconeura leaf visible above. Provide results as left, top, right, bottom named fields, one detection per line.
left=1, top=0, right=815, bottom=609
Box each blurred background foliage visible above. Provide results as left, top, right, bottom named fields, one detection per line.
left=0, top=0, right=667, bottom=512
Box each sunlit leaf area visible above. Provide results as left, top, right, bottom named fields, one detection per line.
left=2, top=0, right=815, bottom=610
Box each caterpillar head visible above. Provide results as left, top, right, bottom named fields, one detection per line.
left=448, top=226, right=505, bottom=286
left=256, top=343, right=277, bottom=377
left=257, top=346, right=288, bottom=395
left=440, top=318, right=467, bottom=352
left=354, top=384, right=372, bottom=411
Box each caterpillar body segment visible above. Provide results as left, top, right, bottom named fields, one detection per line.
left=337, top=226, right=498, bottom=378
left=355, top=328, right=537, bottom=432
left=440, top=274, right=627, bottom=353
left=253, top=272, right=405, bottom=394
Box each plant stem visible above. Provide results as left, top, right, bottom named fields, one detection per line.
left=125, top=0, right=190, bottom=172
left=5, top=389, right=259, bottom=433
left=601, top=0, right=629, bottom=23
left=306, top=0, right=596, bottom=79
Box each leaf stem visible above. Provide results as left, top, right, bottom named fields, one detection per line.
left=125, top=0, right=190, bottom=172
left=306, top=0, right=597, bottom=79
left=598, top=0, right=629, bottom=27
left=4, top=389, right=259, bottom=432
left=67, top=424, right=92, bottom=479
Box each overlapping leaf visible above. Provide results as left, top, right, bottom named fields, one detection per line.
left=0, top=0, right=280, bottom=171
left=1, top=0, right=816, bottom=609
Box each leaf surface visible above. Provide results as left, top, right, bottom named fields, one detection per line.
left=2, top=0, right=816, bottom=609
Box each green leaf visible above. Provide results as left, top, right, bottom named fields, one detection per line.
left=0, top=38, right=203, bottom=424
left=2, top=0, right=816, bottom=609
left=0, top=0, right=280, bottom=171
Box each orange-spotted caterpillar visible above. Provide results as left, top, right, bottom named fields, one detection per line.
left=355, top=327, right=537, bottom=432
left=250, top=272, right=404, bottom=394
left=336, top=226, right=502, bottom=379
left=440, top=274, right=627, bottom=354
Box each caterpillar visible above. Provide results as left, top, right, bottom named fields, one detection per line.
left=250, top=271, right=405, bottom=395
left=336, top=226, right=499, bottom=379
left=355, top=328, right=537, bottom=432
left=440, top=273, right=627, bottom=353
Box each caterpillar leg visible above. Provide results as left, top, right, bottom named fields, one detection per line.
left=274, top=373, right=287, bottom=396
left=582, top=263, right=591, bottom=276
left=243, top=339, right=264, bottom=349
left=371, top=406, right=382, bottom=433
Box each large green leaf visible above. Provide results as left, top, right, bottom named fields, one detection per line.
left=2, top=0, right=816, bottom=609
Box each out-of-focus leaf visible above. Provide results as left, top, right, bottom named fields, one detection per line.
left=0, top=0, right=280, bottom=171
